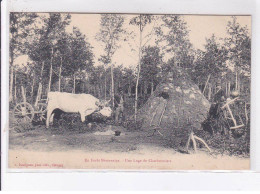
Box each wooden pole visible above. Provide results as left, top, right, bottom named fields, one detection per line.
left=202, top=74, right=211, bottom=94
left=208, top=84, right=211, bottom=100
left=31, top=70, right=35, bottom=102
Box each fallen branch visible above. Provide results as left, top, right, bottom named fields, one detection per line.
left=186, top=131, right=212, bottom=153
left=194, top=135, right=212, bottom=153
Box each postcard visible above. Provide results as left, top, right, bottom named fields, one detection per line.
left=8, top=13, right=251, bottom=170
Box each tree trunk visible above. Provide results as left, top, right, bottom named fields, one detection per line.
left=48, top=48, right=54, bottom=94
left=21, top=86, right=26, bottom=103
left=14, top=70, right=17, bottom=103
left=151, top=81, right=154, bottom=95
left=82, top=82, right=85, bottom=93
left=9, top=66, right=14, bottom=102
left=237, top=67, right=240, bottom=93
left=111, top=63, right=115, bottom=108
left=40, top=61, right=45, bottom=77
left=144, top=81, right=148, bottom=95
left=73, top=73, right=76, bottom=94
left=104, top=73, right=107, bottom=100
left=228, top=81, right=231, bottom=97
left=34, top=61, right=45, bottom=107
left=235, top=69, right=238, bottom=91
left=58, top=57, right=62, bottom=92
left=225, top=81, right=228, bottom=97
left=9, top=42, right=15, bottom=103
left=134, top=15, right=143, bottom=124
left=97, top=85, right=101, bottom=98
left=128, top=82, right=131, bottom=96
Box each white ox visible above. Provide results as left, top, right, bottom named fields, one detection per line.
left=46, top=92, right=112, bottom=128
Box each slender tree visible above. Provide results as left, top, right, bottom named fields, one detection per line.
left=156, top=15, right=194, bottom=75
left=96, top=14, right=126, bottom=107
left=69, top=27, right=94, bottom=93
left=9, top=13, right=38, bottom=102
left=225, top=16, right=251, bottom=92
left=140, top=46, right=163, bottom=96
left=129, top=14, right=154, bottom=124
left=193, top=34, right=228, bottom=98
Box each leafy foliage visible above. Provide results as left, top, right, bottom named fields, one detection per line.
left=96, top=14, right=126, bottom=63
left=225, top=16, right=251, bottom=75
left=193, top=34, right=228, bottom=83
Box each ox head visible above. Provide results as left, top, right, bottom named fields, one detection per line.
left=98, top=106, right=112, bottom=117
left=96, top=99, right=112, bottom=117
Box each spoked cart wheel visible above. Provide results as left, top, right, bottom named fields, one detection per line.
left=34, top=103, right=47, bottom=122
left=13, top=102, right=35, bottom=123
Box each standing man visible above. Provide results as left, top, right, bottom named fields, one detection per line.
left=205, top=81, right=228, bottom=135
left=213, top=81, right=226, bottom=103
left=114, top=87, right=124, bottom=125
left=209, top=81, right=226, bottom=118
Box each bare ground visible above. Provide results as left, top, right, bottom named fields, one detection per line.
left=8, top=121, right=250, bottom=170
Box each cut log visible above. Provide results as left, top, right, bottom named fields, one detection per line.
left=230, top=124, right=244, bottom=130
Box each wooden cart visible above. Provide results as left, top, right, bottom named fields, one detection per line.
left=12, top=98, right=47, bottom=124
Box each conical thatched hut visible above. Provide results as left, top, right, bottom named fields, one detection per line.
left=136, top=66, right=210, bottom=131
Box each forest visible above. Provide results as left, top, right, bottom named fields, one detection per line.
left=8, top=13, right=252, bottom=158
left=9, top=13, right=251, bottom=113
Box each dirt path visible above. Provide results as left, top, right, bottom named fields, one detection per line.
left=8, top=124, right=250, bottom=170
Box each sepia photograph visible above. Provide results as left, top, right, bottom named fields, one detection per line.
left=8, top=13, right=251, bottom=170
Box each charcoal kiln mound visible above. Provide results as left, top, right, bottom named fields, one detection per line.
left=136, top=66, right=210, bottom=130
